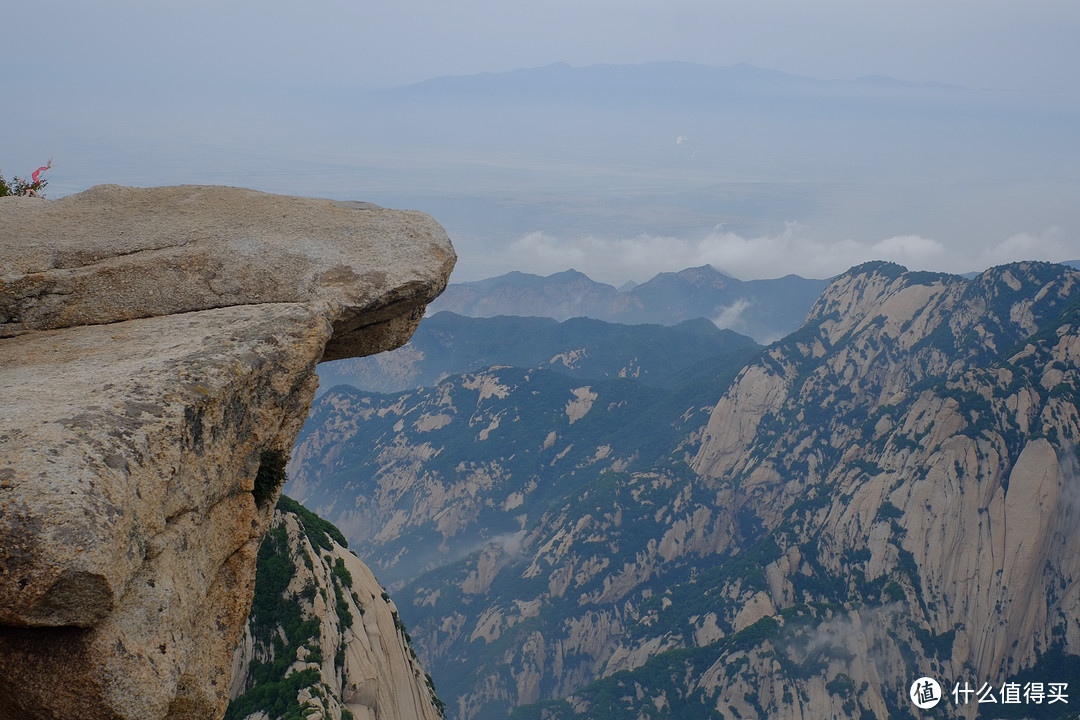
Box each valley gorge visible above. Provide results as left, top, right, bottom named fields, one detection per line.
left=290, top=260, right=1080, bottom=720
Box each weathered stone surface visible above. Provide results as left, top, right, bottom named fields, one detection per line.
left=0, top=185, right=455, bottom=360
left=0, top=186, right=454, bottom=719
left=0, top=306, right=328, bottom=719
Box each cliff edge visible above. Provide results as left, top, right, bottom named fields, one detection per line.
left=0, top=185, right=455, bottom=720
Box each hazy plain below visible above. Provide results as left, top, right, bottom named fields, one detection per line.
left=11, top=62, right=1080, bottom=284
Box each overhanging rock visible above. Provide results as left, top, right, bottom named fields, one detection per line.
left=0, top=184, right=455, bottom=360
left=0, top=185, right=455, bottom=719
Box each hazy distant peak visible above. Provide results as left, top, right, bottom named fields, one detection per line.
left=854, top=73, right=916, bottom=87
left=380, top=60, right=834, bottom=102
left=642, top=264, right=734, bottom=290
left=676, top=264, right=736, bottom=280
left=718, top=62, right=809, bottom=81
left=547, top=268, right=595, bottom=281
left=451, top=269, right=615, bottom=291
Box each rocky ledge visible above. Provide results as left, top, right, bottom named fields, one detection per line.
left=0, top=185, right=455, bottom=720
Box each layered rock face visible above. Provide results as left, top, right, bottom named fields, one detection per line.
left=0, top=186, right=454, bottom=720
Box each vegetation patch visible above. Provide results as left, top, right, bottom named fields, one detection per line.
left=0, top=162, right=50, bottom=197
left=254, top=449, right=289, bottom=507
left=227, top=521, right=323, bottom=720
left=277, top=495, right=350, bottom=551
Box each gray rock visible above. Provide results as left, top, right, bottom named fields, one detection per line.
left=0, top=185, right=455, bottom=719
left=0, top=184, right=456, bottom=360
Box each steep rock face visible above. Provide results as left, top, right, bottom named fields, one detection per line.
left=286, top=337, right=754, bottom=592
left=694, top=262, right=1078, bottom=483
left=533, top=260, right=1080, bottom=719
left=227, top=498, right=442, bottom=720
left=0, top=186, right=454, bottom=720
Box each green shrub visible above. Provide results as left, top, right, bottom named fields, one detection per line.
left=332, top=556, right=354, bottom=586
left=875, top=501, right=904, bottom=521
left=276, top=495, right=348, bottom=550
left=883, top=580, right=905, bottom=603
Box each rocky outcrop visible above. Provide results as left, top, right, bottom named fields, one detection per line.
left=0, top=186, right=454, bottom=720
left=228, top=498, right=443, bottom=720
left=0, top=185, right=454, bottom=360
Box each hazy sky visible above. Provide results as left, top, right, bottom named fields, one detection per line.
left=4, top=1, right=1080, bottom=283
left=6, top=0, right=1080, bottom=93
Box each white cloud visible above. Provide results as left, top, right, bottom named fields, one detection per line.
left=713, top=299, right=753, bottom=331
left=868, top=235, right=947, bottom=266
left=977, top=227, right=1070, bottom=269
left=502, top=225, right=1077, bottom=285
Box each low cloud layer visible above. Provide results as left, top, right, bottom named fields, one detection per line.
left=496, top=225, right=1076, bottom=284
left=713, top=299, right=755, bottom=331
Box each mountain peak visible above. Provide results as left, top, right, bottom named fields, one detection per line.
left=677, top=264, right=735, bottom=280
left=430, top=265, right=828, bottom=343
left=548, top=268, right=594, bottom=281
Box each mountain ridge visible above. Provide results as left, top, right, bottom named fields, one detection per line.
left=315, top=311, right=759, bottom=395
left=378, top=61, right=1048, bottom=105
left=427, top=265, right=829, bottom=343
left=227, top=496, right=443, bottom=720
left=286, top=259, right=1080, bottom=719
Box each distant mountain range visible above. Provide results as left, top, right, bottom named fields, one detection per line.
left=428, top=265, right=829, bottom=343
left=374, top=60, right=1075, bottom=131
left=315, top=311, right=759, bottom=395
left=315, top=265, right=824, bottom=395
left=292, top=317, right=759, bottom=589
left=356, top=60, right=1079, bottom=185
left=317, top=61, right=1080, bottom=274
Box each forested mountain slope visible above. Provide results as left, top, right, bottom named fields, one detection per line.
left=315, top=312, right=757, bottom=394
left=289, top=261, right=1080, bottom=719
left=288, top=325, right=759, bottom=589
